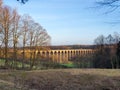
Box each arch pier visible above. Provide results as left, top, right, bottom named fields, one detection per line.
left=38, top=49, right=94, bottom=63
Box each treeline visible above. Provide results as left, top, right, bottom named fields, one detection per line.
left=70, top=32, right=120, bottom=69
left=0, top=0, right=51, bottom=69
left=49, top=45, right=95, bottom=50
left=93, top=32, right=120, bottom=68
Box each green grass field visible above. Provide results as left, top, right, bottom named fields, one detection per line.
left=0, top=59, right=30, bottom=68
left=0, top=69, right=119, bottom=90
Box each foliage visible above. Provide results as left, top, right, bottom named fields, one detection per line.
left=61, top=62, right=76, bottom=68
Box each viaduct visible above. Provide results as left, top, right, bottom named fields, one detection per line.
left=35, top=49, right=95, bottom=63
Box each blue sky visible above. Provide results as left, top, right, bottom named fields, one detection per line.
left=3, top=0, right=120, bottom=45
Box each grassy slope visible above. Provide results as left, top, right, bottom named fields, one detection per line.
left=0, top=69, right=120, bottom=90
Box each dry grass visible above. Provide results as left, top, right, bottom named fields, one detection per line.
left=0, top=69, right=120, bottom=90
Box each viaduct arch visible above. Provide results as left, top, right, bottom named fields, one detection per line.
left=36, top=49, right=95, bottom=63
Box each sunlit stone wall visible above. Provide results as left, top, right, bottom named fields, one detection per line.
left=37, top=49, right=95, bottom=63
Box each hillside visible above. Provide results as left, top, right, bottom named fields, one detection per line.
left=0, top=69, right=120, bottom=90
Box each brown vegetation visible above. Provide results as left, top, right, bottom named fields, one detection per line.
left=0, top=69, right=120, bottom=90
left=94, top=33, right=120, bottom=68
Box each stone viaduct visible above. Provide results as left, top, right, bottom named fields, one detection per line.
left=36, top=49, right=95, bottom=63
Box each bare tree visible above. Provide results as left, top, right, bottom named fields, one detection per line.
left=17, top=0, right=29, bottom=4
left=96, top=0, right=120, bottom=13
left=94, top=33, right=120, bottom=68
left=113, top=32, right=120, bottom=43
left=0, top=6, right=13, bottom=67
left=94, top=35, right=105, bottom=54
left=0, top=0, right=51, bottom=69
left=27, top=20, right=36, bottom=69
left=11, top=9, right=21, bottom=68
left=94, top=34, right=112, bottom=68
left=116, top=41, right=120, bottom=68
left=97, top=0, right=120, bottom=6
left=28, top=22, right=51, bottom=69
left=20, top=15, right=31, bottom=69
left=105, top=34, right=116, bottom=68
left=95, top=1, right=120, bottom=68
left=106, top=34, right=114, bottom=44
left=0, top=0, right=3, bottom=58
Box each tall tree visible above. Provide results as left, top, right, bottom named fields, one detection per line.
left=106, top=34, right=114, bottom=45
left=0, top=0, right=51, bottom=69
left=28, top=22, right=51, bottom=69
left=94, top=33, right=120, bottom=68
left=20, top=15, right=30, bottom=68
left=11, top=9, right=21, bottom=68
left=116, top=41, right=120, bottom=68
left=0, top=6, right=13, bottom=67
left=94, top=34, right=113, bottom=68
left=27, top=20, right=35, bottom=69
left=94, top=35, right=105, bottom=54
left=96, top=0, right=120, bottom=68
left=0, top=0, right=2, bottom=6
left=0, top=0, right=3, bottom=58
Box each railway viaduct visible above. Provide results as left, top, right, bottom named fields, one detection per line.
left=35, top=49, right=95, bottom=63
